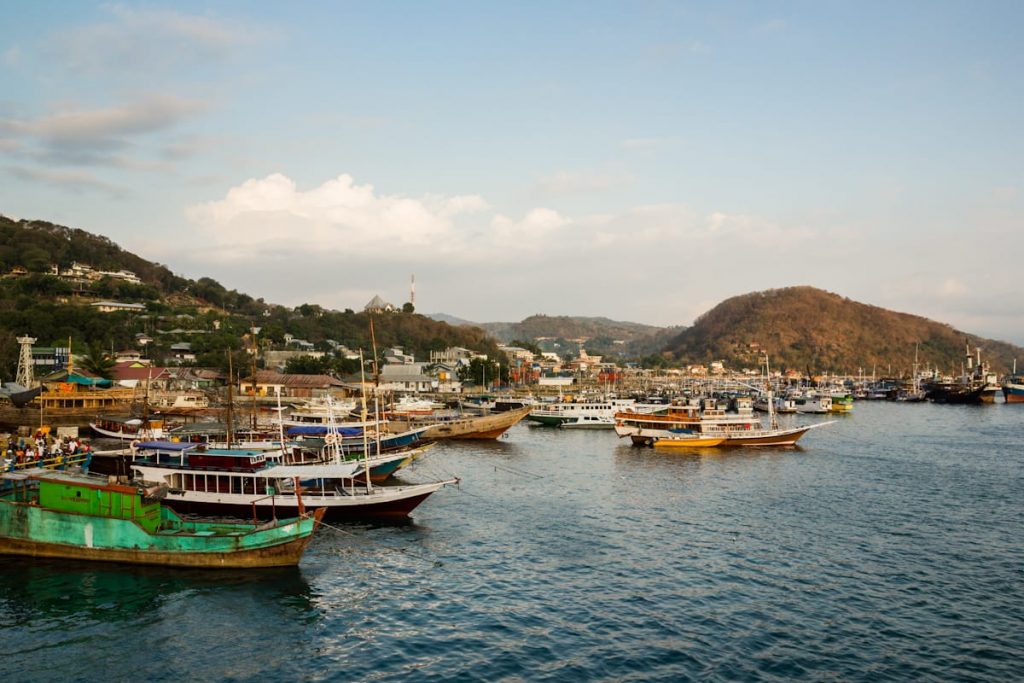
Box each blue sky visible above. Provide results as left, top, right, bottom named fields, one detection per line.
left=2, top=2, right=1022, bottom=344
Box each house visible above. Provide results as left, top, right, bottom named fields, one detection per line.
left=111, top=362, right=173, bottom=390
left=364, top=295, right=396, bottom=313
left=383, top=347, right=415, bottom=364
left=377, top=363, right=437, bottom=393
left=168, top=343, right=196, bottom=365
left=237, top=370, right=346, bottom=399
left=114, top=349, right=145, bottom=364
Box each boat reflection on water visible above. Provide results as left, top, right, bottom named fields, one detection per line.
left=0, top=556, right=314, bottom=623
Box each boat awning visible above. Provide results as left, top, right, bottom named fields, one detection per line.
left=266, top=464, right=359, bottom=478
left=285, top=426, right=363, bottom=437
left=135, top=441, right=197, bottom=452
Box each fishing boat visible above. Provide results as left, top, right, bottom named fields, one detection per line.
left=0, top=469, right=324, bottom=568
left=559, top=415, right=617, bottom=430
left=924, top=345, right=1002, bottom=404
left=615, top=396, right=831, bottom=447
left=1002, top=360, right=1024, bottom=404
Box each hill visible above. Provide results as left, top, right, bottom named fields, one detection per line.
left=0, top=215, right=502, bottom=375
left=664, top=286, right=1023, bottom=375
left=429, top=313, right=681, bottom=360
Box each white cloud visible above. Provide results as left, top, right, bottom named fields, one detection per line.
left=184, top=173, right=490, bottom=262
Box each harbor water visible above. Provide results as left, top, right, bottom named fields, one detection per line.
left=2, top=402, right=1022, bottom=681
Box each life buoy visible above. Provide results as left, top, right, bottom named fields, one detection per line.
left=130, top=440, right=140, bottom=452
left=323, top=433, right=339, bottom=446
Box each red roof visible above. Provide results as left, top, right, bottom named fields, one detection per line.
left=111, top=362, right=172, bottom=382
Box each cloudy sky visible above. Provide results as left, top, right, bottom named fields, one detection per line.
left=2, top=2, right=1022, bottom=343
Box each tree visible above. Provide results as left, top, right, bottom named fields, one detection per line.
left=80, top=342, right=116, bottom=379
left=284, top=355, right=331, bottom=374
left=402, top=302, right=415, bottom=314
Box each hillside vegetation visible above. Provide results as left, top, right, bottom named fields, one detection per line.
left=664, top=286, right=1023, bottom=375
left=0, top=216, right=501, bottom=376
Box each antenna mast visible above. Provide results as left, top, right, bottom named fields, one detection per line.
left=16, top=336, right=37, bottom=388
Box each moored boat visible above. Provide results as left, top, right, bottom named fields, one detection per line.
left=559, top=415, right=617, bottom=430
left=386, top=405, right=532, bottom=440
left=615, top=397, right=831, bottom=447
left=0, top=469, right=324, bottom=568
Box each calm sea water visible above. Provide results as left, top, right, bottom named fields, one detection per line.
left=2, top=402, right=1022, bottom=682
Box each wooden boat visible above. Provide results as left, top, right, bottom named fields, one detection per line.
left=651, top=435, right=726, bottom=448
left=0, top=469, right=324, bottom=568
left=385, top=405, right=532, bottom=440
left=90, top=415, right=166, bottom=441
left=615, top=397, right=831, bottom=447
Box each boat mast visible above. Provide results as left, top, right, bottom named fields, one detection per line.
left=226, top=350, right=234, bottom=448
left=358, top=349, right=373, bottom=491
left=764, top=352, right=777, bottom=430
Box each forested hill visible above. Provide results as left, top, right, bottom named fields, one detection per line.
left=0, top=215, right=501, bottom=375
left=663, top=286, right=1023, bottom=375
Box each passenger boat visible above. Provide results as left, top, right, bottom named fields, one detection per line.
left=0, top=469, right=324, bottom=568
left=559, top=415, right=617, bottom=430
left=125, top=444, right=455, bottom=521
left=790, top=392, right=833, bottom=414
left=753, top=394, right=796, bottom=414
left=527, top=399, right=639, bottom=427
left=90, top=415, right=167, bottom=441
left=615, top=396, right=831, bottom=447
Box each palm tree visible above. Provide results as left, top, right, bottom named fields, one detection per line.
left=79, top=342, right=116, bottom=379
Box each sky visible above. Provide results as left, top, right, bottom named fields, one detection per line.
left=1, top=2, right=1022, bottom=344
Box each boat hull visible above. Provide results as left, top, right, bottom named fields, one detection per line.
left=1002, top=383, right=1024, bottom=403
left=160, top=489, right=438, bottom=522
left=389, top=406, right=532, bottom=440
left=0, top=493, right=322, bottom=569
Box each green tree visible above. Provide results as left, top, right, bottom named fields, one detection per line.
left=80, top=342, right=116, bottom=379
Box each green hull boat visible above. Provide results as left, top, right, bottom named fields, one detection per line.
left=0, top=469, right=324, bottom=568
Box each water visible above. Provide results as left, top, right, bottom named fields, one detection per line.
left=3, top=403, right=1022, bottom=681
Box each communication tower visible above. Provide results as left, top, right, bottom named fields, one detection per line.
left=15, top=336, right=37, bottom=388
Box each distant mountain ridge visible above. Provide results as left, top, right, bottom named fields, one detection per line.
left=664, top=286, right=1023, bottom=374
left=426, top=313, right=682, bottom=360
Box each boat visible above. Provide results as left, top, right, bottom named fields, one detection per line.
left=1000, top=360, right=1024, bottom=404
left=527, top=398, right=640, bottom=427
left=125, top=443, right=455, bottom=522
left=828, top=391, right=854, bottom=413
left=651, top=435, right=726, bottom=449
left=90, top=414, right=167, bottom=441
left=559, top=415, right=617, bottom=430
left=753, top=394, right=797, bottom=414
left=789, top=392, right=833, bottom=414
left=0, top=469, right=324, bottom=568
left=615, top=396, right=831, bottom=447
left=924, top=345, right=1002, bottom=404
left=385, top=405, right=533, bottom=440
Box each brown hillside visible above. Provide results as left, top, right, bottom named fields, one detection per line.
left=664, top=286, right=1022, bottom=375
